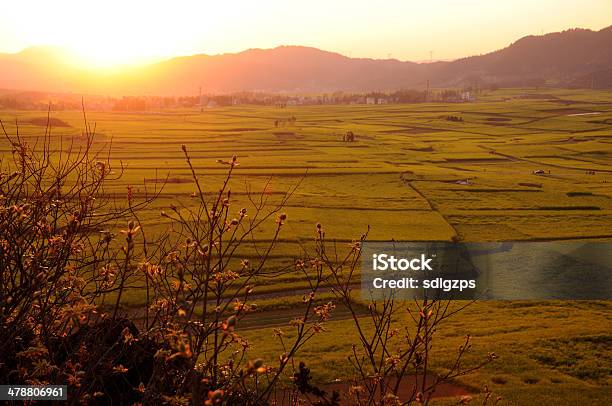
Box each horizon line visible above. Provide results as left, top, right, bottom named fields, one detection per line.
left=2, top=24, right=609, bottom=69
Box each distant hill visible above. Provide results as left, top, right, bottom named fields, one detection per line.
left=0, top=46, right=81, bottom=92
left=1, top=26, right=611, bottom=95
left=122, top=46, right=427, bottom=94
left=428, top=26, right=612, bottom=88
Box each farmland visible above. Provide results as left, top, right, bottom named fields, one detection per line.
left=1, top=88, right=611, bottom=404
left=3, top=89, right=612, bottom=244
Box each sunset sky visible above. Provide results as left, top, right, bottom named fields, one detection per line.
left=0, top=0, right=610, bottom=68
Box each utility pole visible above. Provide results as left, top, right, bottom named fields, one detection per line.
left=199, top=86, right=203, bottom=112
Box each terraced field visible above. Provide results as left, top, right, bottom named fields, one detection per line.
left=4, top=90, right=612, bottom=244
left=1, top=88, right=611, bottom=404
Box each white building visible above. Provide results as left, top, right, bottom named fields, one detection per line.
left=461, top=91, right=476, bottom=102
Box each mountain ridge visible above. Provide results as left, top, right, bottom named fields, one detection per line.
left=1, top=26, right=611, bottom=95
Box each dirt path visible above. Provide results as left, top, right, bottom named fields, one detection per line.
left=479, top=145, right=612, bottom=173
left=276, top=375, right=472, bottom=405
left=120, top=283, right=366, bottom=330
left=401, top=176, right=462, bottom=240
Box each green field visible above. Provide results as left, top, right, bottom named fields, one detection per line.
left=1, top=88, right=611, bottom=404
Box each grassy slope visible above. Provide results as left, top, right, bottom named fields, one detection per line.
left=1, top=88, right=611, bottom=404
left=242, top=301, right=611, bottom=405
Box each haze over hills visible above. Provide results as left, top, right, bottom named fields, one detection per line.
left=0, top=26, right=611, bottom=95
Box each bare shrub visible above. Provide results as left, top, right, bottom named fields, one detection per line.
left=312, top=224, right=497, bottom=405
left=0, top=114, right=494, bottom=405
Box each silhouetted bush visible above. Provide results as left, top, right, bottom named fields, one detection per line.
left=0, top=115, right=495, bottom=405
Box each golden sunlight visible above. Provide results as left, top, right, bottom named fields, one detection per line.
left=2, top=0, right=611, bottom=69
left=2, top=0, right=224, bottom=68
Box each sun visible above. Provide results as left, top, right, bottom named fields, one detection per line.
left=19, top=1, right=216, bottom=70
left=67, top=31, right=174, bottom=69
left=70, top=45, right=159, bottom=70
